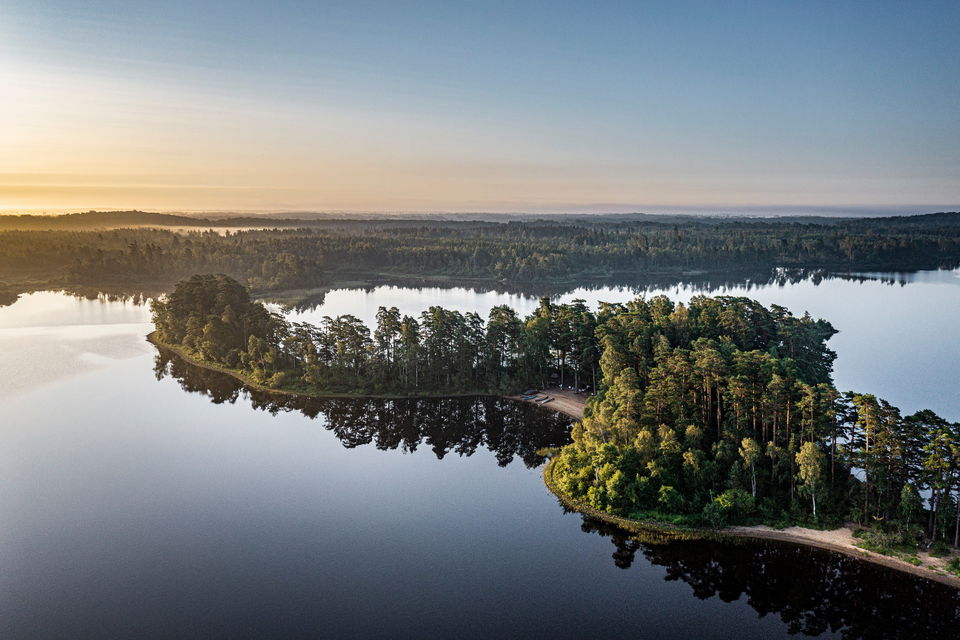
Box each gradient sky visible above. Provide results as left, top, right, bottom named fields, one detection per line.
left=1, top=1, right=959, bottom=214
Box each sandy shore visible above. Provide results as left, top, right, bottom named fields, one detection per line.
left=509, top=387, right=587, bottom=420
left=726, top=524, right=960, bottom=588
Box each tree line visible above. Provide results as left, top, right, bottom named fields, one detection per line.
left=3, top=212, right=959, bottom=299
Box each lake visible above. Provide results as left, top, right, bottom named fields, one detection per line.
left=1, top=270, right=958, bottom=639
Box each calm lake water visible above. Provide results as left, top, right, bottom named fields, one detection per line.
left=1, top=270, right=959, bottom=639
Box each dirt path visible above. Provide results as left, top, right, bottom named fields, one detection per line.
left=509, top=387, right=587, bottom=420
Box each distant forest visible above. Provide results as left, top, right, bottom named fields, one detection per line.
left=1, top=210, right=959, bottom=303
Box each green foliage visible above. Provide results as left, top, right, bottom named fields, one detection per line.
left=715, top=489, right=756, bottom=516
left=551, top=292, right=852, bottom=528
left=701, top=500, right=726, bottom=528
left=657, top=486, right=684, bottom=513
left=700, top=489, right=757, bottom=526
left=947, top=557, right=960, bottom=577
left=897, top=484, right=924, bottom=526
left=152, top=274, right=285, bottom=360
left=796, top=441, right=825, bottom=519
left=853, top=526, right=921, bottom=562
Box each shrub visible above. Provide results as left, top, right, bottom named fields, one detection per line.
left=657, top=485, right=684, bottom=513
left=946, top=557, right=960, bottom=577
left=714, top=489, right=755, bottom=521
left=701, top=500, right=726, bottom=527
left=854, top=526, right=920, bottom=559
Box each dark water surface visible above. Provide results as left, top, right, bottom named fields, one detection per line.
left=1, top=272, right=959, bottom=639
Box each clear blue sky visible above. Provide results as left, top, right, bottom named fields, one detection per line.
left=1, top=0, right=958, bottom=213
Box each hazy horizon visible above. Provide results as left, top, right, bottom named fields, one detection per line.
left=2, top=1, right=959, bottom=212
left=1, top=204, right=957, bottom=219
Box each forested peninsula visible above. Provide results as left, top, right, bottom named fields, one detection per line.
left=152, top=274, right=960, bottom=582
left=3, top=210, right=960, bottom=305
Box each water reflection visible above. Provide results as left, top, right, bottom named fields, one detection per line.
left=0, top=286, right=157, bottom=309
left=834, top=269, right=960, bottom=287
left=3, top=266, right=955, bottom=312
left=286, top=268, right=791, bottom=311
left=280, top=267, right=960, bottom=320
left=286, top=267, right=853, bottom=312
left=153, top=347, right=572, bottom=468
left=581, top=516, right=960, bottom=638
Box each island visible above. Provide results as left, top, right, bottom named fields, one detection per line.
left=150, top=273, right=960, bottom=587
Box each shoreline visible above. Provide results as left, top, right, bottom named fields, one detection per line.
left=542, top=459, right=960, bottom=589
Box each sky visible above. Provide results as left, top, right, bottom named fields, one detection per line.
left=1, top=1, right=959, bottom=215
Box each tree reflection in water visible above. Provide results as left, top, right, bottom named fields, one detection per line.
left=284, top=266, right=909, bottom=313
left=153, top=347, right=572, bottom=467
left=581, top=516, right=960, bottom=638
